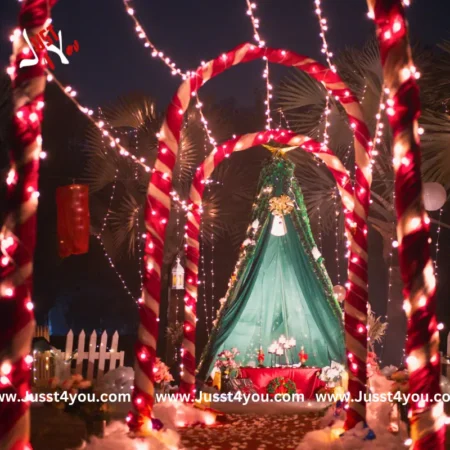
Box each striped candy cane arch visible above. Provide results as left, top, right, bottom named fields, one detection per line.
left=0, top=0, right=56, bottom=448
left=367, top=1, right=445, bottom=448
left=185, top=129, right=355, bottom=389
left=132, top=42, right=373, bottom=431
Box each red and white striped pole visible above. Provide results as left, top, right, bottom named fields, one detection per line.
left=0, top=1, right=56, bottom=448
left=367, top=1, right=445, bottom=448
left=133, top=43, right=372, bottom=429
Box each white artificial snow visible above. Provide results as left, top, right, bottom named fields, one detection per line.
left=96, top=367, right=134, bottom=396
left=153, top=401, right=216, bottom=429
left=296, top=373, right=408, bottom=450
left=79, top=421, right=180, bottom=450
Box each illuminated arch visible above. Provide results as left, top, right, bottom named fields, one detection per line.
left=185, top=129, right=355, bottom=384
left=132, top=43, right=372, bottom=429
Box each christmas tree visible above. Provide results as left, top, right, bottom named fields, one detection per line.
left=198, top=154, right=345, bottom=379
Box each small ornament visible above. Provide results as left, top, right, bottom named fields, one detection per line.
left=269, top=194, right=294, bottom=216
left=251, top=219, right=260, bottom=230
left=171, top=257, right=184, bottom=290
left=257, top=346, right=265, bottom=366
left=333, top=285, right=346, bottom=303
left=299, top=346, right=308, bottom=365
left=423, top=182, right=446, bottom=211
left=311, top=246, right=321, bottom=261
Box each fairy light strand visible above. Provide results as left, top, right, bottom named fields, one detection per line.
left=123, top=0, right=187, bottom=78
left=45, top=71, right=151, bottom=173
left=314, top=0, right=336, bottom=72
left=370, top=88, right=387, bottom=169
left=122, top=0, right=219, bottom=149
left=434, top=207, right=443, bottom=278
left=334, top=190, right=341, bottom=284
left=245, top=0, right=272, bottom=129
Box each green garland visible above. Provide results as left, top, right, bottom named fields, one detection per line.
left=197, top=154, right=345, bottom=375
left=266, top=376, right=297, bottom=397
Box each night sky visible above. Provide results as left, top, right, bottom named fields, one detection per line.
left=1, top=0, right=450, bottom=108
left=0, top=1, right=449, bottom=364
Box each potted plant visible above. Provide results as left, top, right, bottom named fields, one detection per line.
left=319, top=361, right=346, bottom=393
left=214, top=348, right=240, bottom=392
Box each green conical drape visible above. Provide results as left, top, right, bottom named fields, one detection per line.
left=197, top=157, right=345, bottom=379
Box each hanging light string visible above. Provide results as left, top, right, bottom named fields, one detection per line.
left=369, top=88, right=387, bottom=169
left=245, top=0, right=272, bottom=129
left=135, top=216, right=144, bottom=295
left=278, top=108, right=291, bottom=130
left=313, top=0, right=337, bottom=72
left=45, top=71, right=151, bottom=172
left=195, top=94, right=217, bottom=147
left=434, top=207, right=443, bottom=278
left=317, top=206, right=323, bottom=253
left=133, top=128, right=139, bottom=180
left=122, top=0, right=219, bottom=150
left=96, top=235, right=138, bottom=303
left=210, top=223, right=216, bottom=333
left=93, top=111, right=140, bottom=304
left=123, top=0, right=187, bottom=78
left=200, top=221, right=209, bottom=335
left=98, top=109, right=118, bottom=236
left=379, top=193, right=396, bottom=365
left=321, top=94, right=331, bottom=149
left=333, top=190, right=342, bottom=284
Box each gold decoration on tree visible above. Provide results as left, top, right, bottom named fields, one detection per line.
left=269, top=195, right=294, bottom=216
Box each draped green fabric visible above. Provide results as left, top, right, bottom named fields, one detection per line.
left=197, top=156, right=345, bottom=379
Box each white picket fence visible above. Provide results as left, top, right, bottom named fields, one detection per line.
left=33, top=329, right=125, bottom=385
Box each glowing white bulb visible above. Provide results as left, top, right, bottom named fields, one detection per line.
left=393, top=21, right=402, bottom=33
left=0, top=361, right=12, bottom=376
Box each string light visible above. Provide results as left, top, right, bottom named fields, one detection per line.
left=379, top=197, right=395, bottom=365
left=200, top=218, right=209, bottom=335
left=370, top=88, right=387, bottom=170
left=45, top=71, right=151, bottom=173
left=210, top=222, right=216, bottom=333
left=434, top=207, right=443, bottom=278
left=121, top=0, right=219, bottom=149
left=317, top=206, right=323, bottom=253
left=244, top=0, right=272, bottom=129
left=122, top=0, right=187, bottom=78
left=195, top=94, right=217, bottom=147
left=96, top=235, right=138, bottom=303
left=321, top=94, right=331, bottom=149
left=333, top=190, right=341, bottom=284
left=313, top=0, right=336, bottom=72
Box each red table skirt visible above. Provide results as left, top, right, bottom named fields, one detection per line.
left=239, top=367, right=325, bottom=399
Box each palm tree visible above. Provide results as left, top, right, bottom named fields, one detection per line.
left=277, top=39, right=450, bottom=365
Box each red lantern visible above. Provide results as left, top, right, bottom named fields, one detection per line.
left=56, top=184, right=90, bottom=258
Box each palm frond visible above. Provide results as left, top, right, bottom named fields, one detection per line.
left=103, top=92, right=157, bottom=129
left=108, top=193, right=143, bottom=257
left=82, top=125, right=119, bottom=192
left=368, top=305, right=388, bottom=349
left=420, top=110, right=450, bottom=189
